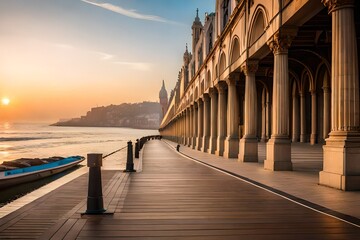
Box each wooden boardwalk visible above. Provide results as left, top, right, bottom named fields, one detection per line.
left=0, top=140, right=359, bottom=239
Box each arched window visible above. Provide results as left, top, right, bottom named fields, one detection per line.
left=230, top=38, right=240, bottom=65
left=198, top=47, right=203, bottom=67
left=249, top=10, right=265, bottom=46
left=208, top=23, right=213, bottom=53
left=222, top=0, right=230, bottom=29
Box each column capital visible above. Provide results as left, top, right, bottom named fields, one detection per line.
left=202, top=93, right=210, bottom=102
left=323, top=86, right=331, bottom=93
left=225, top=74, right=237, bottom=86
left=322, top=0, right=354, bottom=13
left=197, top=98, right=203, bottom=106
left=215, top=81, right=227, bottom=94
left=267, top=27, right=297, bottom=55
left=241, top=61, right=259, bottom=75
left=209, top=87, right=218, bottom=97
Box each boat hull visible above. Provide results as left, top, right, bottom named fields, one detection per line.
left=0, top=157, right=84, bottom=190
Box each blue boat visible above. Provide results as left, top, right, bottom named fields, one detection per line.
left=0, top=156, right=85, bottom=189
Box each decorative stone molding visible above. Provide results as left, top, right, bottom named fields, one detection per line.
left=322, top=0, right=354, bottom=13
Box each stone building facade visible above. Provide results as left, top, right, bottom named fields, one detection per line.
left=159, top=0, right=360, bottom=191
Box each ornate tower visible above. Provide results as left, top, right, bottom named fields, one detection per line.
left=192, top=8, right=203, bottom=54
left=159, top=80, right=168, bottom=119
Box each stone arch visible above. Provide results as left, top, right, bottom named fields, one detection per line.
left=229, top=36, right=241, bottom=65
left=257, top=80, right=271, bottom=142
left=314, top=62, right=331, bottom=142
left=219, top=52, right=227, bottom=76
left=248, top=5, right=269, bottom=47
left=289, top=70, right=300, bottom=94
left=315, top=62, right=331, bottom=90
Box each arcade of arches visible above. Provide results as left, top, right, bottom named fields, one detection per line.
left=159, top=0, right=360, bottom=191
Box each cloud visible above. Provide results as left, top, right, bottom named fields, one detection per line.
left=113, top=61, right=151, bottom=71
left=81, top=0, right=174, bottom=24
left=92, top=51, right=114, bottom=60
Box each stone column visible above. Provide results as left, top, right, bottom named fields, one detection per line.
left=320, top=0, right=360, bottom=190
left=323, top=86, right=331, bottom=140
left=224, top=76, right=240, bottom=158
left=215, top=82, right=227, bottom=156
left=196, top=99, right=204, bottom=150
left=188, top=106, right=193, bottom=147
left=185, top=107, right=191, bottom=146
left=300, top=92, right=307, bottom=143
left=261, top=88, right=267, bottom=142
left=266, top=98, right=271, bottom=140
left=192, top=103, right=198, bottom=149
left=264, top=29, right=296, bottom=171
left=208, top=88, right=218, bottom=154
left=292, top=93, right=300, bottom=142
left=239, top=62, right=258, bottom=162
left=202, top=94, right=211, bottom=152
left=310, top=91, right=317, bottom=145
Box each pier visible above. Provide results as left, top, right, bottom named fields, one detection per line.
left=0, top=139, right=359, bottom=239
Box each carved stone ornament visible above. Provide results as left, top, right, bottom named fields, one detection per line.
left=322, top=0, right=354, bottom=13
left=241, top=62, right=258, bottom=75
left=267, top=33, right=294, bottom=54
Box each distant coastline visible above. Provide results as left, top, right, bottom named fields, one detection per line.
left=52, top=101, right=162, bottom=130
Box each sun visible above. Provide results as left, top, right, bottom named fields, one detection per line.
left=2, top=98, right=10, bottom=106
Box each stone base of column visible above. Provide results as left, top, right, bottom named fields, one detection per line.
left=187, top=137, right=192, bottom=147
left=264, top=137, right=292, bottom=171
left=291, top=136, right=299, bottom=143
left=215, top=136, right=225, bottom=156
left=300, top=134, right=307, bottom=143
left=208, top=137, right=217, bottom=154
left=196, top=137, right=203, bottom=151
left=223, top=136, right=239, bottom=158
left=201, top=136, right=209, bottom=152
left=191, top=137, right=197, bottom=149
left=310, top=134, right=317, bottom=145
left=238, top=137, right=258, bottom=162
left=319, top=132, right=360, bottom=191
left=260, top=135, right=267, bottom=143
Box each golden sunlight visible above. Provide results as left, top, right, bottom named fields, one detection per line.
left=1, top=98, right=10, bottom=106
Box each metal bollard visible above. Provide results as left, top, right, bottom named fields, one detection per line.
left=135, top=139, right=140, bottom=159
left=124, top=141, right=136, bottom=172
left=176, top=144, right=180, bottom=152
left=85, top=153, right=105, bottom=214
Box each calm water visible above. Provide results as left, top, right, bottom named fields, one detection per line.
left=0, top=122, right=158, bottom=207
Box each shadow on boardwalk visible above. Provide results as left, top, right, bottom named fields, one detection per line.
left=0, top=140, right=359, bottom=239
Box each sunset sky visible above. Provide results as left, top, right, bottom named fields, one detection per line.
left=0, top=0, right=214, bottom=122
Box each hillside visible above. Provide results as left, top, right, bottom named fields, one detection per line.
left=52, top=102, right=162, bottom=129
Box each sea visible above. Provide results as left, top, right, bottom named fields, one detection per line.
left=0, top=122, right=158, bottom=207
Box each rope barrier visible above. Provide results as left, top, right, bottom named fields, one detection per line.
left=103, top=145, right=127, bottom=159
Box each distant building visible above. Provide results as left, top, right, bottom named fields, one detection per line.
left=159, top=80, right=168, bottom=119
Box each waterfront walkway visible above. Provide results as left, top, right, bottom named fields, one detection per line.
left=0, top=140, right=359, bottom=239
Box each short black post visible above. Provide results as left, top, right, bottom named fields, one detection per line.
left=86, top=153, right=105, bottom=214
left=176, top=144, right=180, bottom=152
left=124, top=141, right=136, bottom=172
left=135, top=139, right=140, bottom=159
